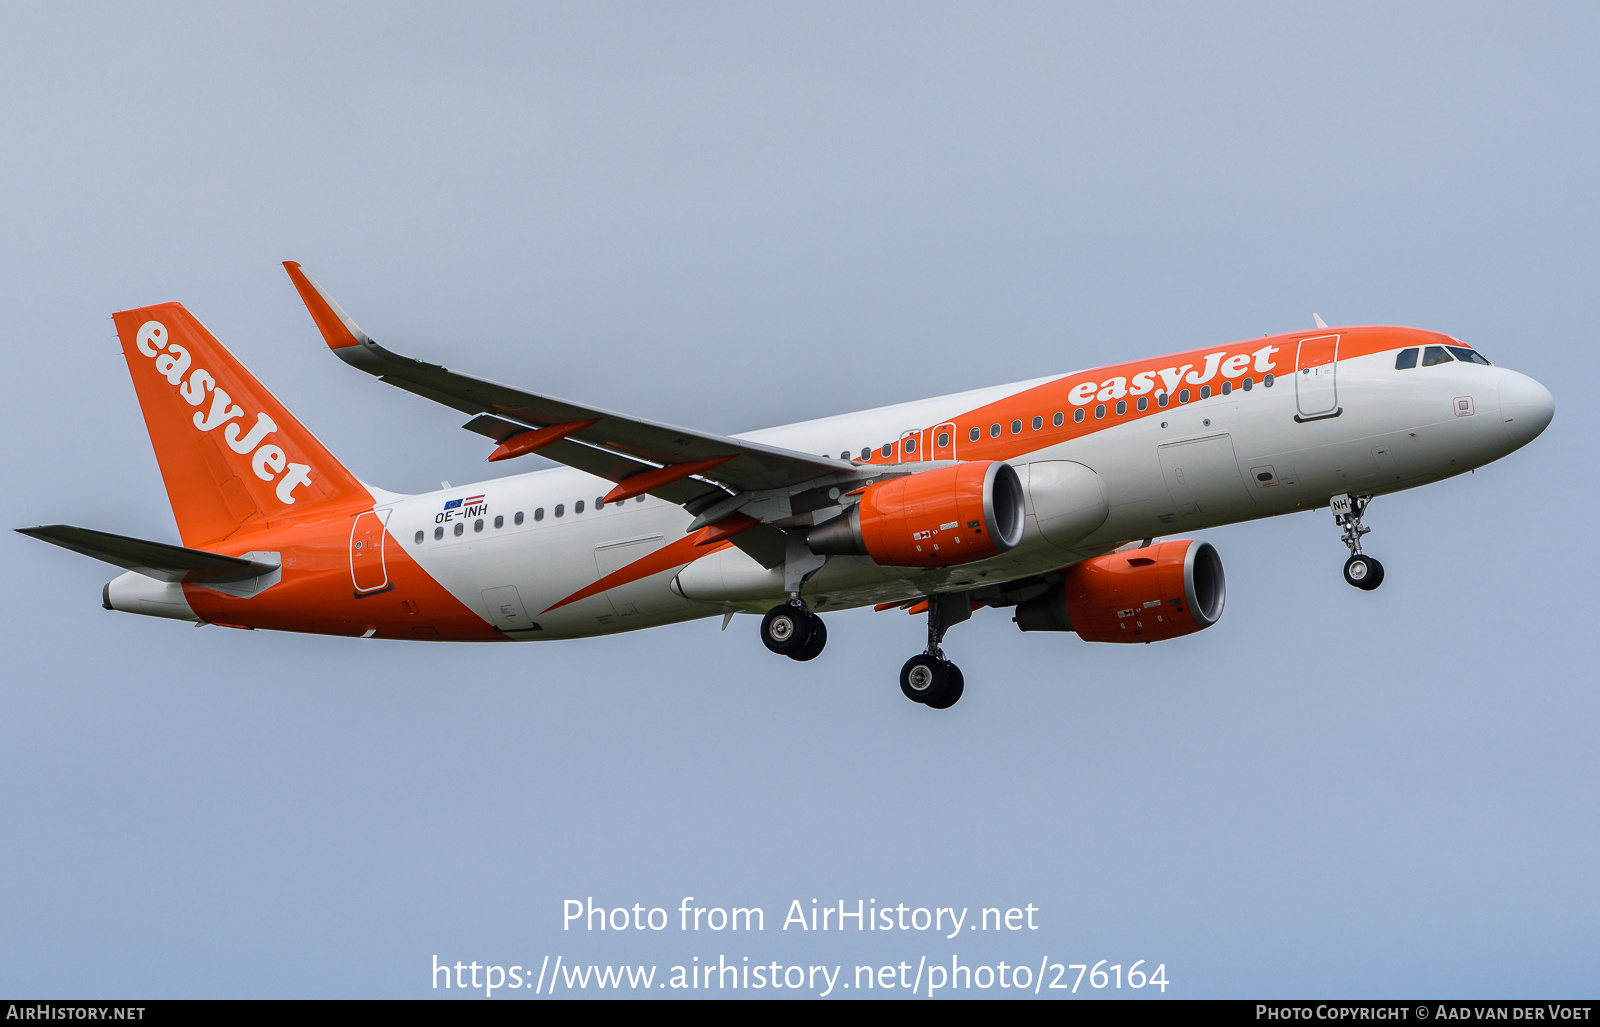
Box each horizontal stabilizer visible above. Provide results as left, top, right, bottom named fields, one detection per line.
left=17, top=525, right=277, bottom=584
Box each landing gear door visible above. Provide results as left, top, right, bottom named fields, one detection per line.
left=1294, top=334, right=1340, bottom=420
left=350, top=508, right=393, bottom=595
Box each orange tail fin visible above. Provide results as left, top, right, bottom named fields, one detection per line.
left=112, top=302, right=370, bottom=549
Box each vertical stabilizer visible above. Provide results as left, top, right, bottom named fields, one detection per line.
left=112, top=302, right=370, bottom=548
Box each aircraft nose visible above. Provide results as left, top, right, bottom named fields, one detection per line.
left=1498, top=370, right=1554, bottom=450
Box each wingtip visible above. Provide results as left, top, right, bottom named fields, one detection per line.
left=282, top=261, right=369, bottom=351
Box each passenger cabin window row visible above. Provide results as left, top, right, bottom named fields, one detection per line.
left=414, top=494, right=647, bottom=544
left=855, top=372, right=1279, bottom=461
left=1395, top=346, right=1491, bottom=370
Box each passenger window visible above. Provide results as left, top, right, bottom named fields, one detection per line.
left=494, top=515, right=504, bottom=528
left=1011, top=420, right=1022, bottom=434
left=1422, top=346, right=1453, bottom=366
left=1031, top=416, right=1043, bottom=431
left=575, top=500, right=585, bottom=514
left=968, top=428, right=980, bottom=442
left=534, top=508, right=544, bottom=521
left=1052, top=411, right=1063, bottom=427
left=937, top=431, right=949, bottom=448
left=515, top=511, right=525, bottom=525
left=1136, top=396, right=1147, bottom=411
left=882, top=443, right=893, bottom=457
left=454, top=522, right=464, bottom=536
left=1094, top=404, right=1106, bottom=419
left=1179, top=389, right=1191, bottom=403
left=414, top=530, right=424, bottom=545
left=1074, top=408, right=1085, bottom=423
left=1242, top=377, right=1253, bottom=391
left=1220, top=381, right=1231, bottom=395
left=1200, top=385, right=1211, bottom=399
left=554, top=504, right=564, bottom=518
left=473, top=518, right=483, bottom=532
left=596, top=497, right=605, bottom=509
left=904, top=437, right=916, bottom=453
left=1264, top=374, right=1275, bottom=387
left=862, top=447, right=873, bottom=459
left=990, top=423, right=1001, bottom=438
left=840, top=451, right=849, bottom=460
left=1395, top=348, right=1419, bottom=369
left=1157, top=392, right=1169, bottom=407
left=434, top=526, right=443, bottom=540
left=1115, top=400, right=1127, bottom=415
left=1447, top=346, right=1492, bottom=365
left=636, top=496, right=645, bottom=503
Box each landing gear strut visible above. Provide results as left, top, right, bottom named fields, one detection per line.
left=1332, top=493, right=1384, bottom=591
left=900, top=593, right=969, bottom=709
left=761, top=600, right=827, bottom=661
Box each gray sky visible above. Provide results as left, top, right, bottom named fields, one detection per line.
left=2, top=2, right=1594, bottom=998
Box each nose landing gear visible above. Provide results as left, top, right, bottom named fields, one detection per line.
left=1332, top=493, right=1384, bottom=591
left=900, top=592, right=970, bottom=709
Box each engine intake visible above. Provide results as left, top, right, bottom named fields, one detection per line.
left=1015, top=539, right=1224, bottom=642
left=808, top=461, right=1024, bottom=568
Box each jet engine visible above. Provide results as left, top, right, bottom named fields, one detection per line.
left=1014, top=539, right=1224, bottom=642
left=807, top=461, right=1024, bottom=568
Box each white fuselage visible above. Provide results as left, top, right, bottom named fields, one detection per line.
left=386, top=349, right=1541, bottom=639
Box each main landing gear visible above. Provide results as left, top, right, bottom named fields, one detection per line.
left=757, top=591, right=970, bottom=709
left=760, top=600, right=827, bottom=661
left=899, top=593, right=970, bottom=710
left=1332, top=493, right=1384, bottom=591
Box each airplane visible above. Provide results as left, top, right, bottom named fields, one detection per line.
left=19, top=264, right=1554, bottom=709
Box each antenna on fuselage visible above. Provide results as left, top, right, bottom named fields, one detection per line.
left=1313, top=314, right=1329, bottom=329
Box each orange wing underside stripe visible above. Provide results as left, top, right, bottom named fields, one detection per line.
left=542, top=529, right=735, bottom=614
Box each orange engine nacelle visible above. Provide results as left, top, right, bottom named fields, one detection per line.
left=1014, top=539, right=1225, bottom=642
left=807, top=461, right=1025, bottom=568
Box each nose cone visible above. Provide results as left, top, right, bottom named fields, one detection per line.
left=1498, top=371, right=1555, bottom=451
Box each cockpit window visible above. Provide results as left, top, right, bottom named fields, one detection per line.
left=1421, top=346, right=1453, bottom=366
left=1447, top=346, right=1492, bottom=365
left=1395, top=348, right=1419, bottom=369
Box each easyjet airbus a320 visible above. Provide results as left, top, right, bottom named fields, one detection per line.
left=21, top=264, right=1554, bottom=709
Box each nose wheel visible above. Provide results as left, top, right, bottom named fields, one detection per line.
left=1332, top=493, right=1384, bottom=590
left=1343, top=554, right=1384, bottom=590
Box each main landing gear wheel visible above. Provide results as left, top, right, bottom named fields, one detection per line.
left=1343, top=554, right=1384, bottom=591
left=788, top=616, right=827, bottom=661
left=760, top=603, right=815, bottom=656
left=899, top=592, right=972, bottom=709
left=925, top=663, right=964, bottom=710
left=900, top=654, right=963, bottom=708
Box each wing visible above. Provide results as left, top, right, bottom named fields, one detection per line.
left=282, top=262, right=857, bottom=513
